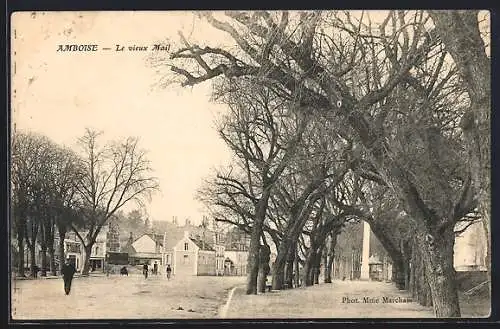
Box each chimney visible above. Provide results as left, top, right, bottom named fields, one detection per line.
left=128, top=232, right=134, bottom=245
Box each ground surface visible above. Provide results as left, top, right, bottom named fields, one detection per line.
left=225, top=280, right=435, bottom=318
left=224, top=280, right=489, bottom=318
left=12, top=275, right=489, bottom=320
left=11, top=273, right=245, bottom=319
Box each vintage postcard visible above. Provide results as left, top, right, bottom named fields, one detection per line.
left=9, top=10, right=491, bottom=321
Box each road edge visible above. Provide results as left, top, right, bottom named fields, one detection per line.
left=219, top=286, right=238, bottom=318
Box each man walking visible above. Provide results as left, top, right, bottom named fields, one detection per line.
left=62, top=258, right=77, bottom=295
left=166, top=264, right=172, bottom=280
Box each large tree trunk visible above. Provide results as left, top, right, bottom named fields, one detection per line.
left=271, top=199, right=319, bottom=290
left=257, top=244, right=271, bottom=293
left=481, top=216, right=491, bottom=296
left=324, top=233, right=337, bottom=283
left=368, top=220, right=408, bottom=289
left=419, top=253, right=433, bottom=307
left=48, top=247, right=56, bottom=276
left=284, top=243, right=295, bottom=288
left=303, top=248, right=316, bottom=286
left=40, top=246, right=48, bottom=277
left=393, top=260, right=406, bottom=290
left=246, top=227, right=261, bottom=294
left=313, top=250, right=322, bottom=285
left=271, top=239, right=290, bottom=290
left=325, top=250, right=334, bottom=284
left=58, top=230, right=66, bottom=274
left=16, top=231, right=25, bottom=277
left=403, top=258, right=410, bottom=291
left=294, top=248, right=300, bottom=288
left=417, top=225, right=460, bottom=317
left=430, top=10, right=491, bottom=294
left=29, top=244, right=36, bottom=278
left=257, top=266, right=266, bottom=293
left=409, top=244, right=416, bottom=296
left=43, top=219, right=55, bottom=276
left=81, top=244, right=93, bottom=276
left=246, top=190, right=271, bottom=295
left=322, top=248, right=328, bottom=283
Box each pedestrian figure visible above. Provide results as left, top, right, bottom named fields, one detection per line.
left=62, top=258, right=77, bottom=295
left=166, top=264, right=172, bottom=280
left=33, top=265, right=39, bottom=278
left=120, top=266, right=128, bottom=276
left=143, top=263, right=149, bottom=279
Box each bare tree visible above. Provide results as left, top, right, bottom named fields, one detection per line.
left=48, top=146, right=86, bottom=274
left=72, top=129, right=159, bottom=275
left=13, top=132, right=57, bottom=278
left=161, top=10, right=487, bottom=316
left=211, top=79, right=308, bottom=294
left=428, top=10, right=491, bottom=291
left=11, top=131, right=45, bottom=277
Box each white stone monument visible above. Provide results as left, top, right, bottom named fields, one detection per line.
left=360, top=220, right=370, bottom=280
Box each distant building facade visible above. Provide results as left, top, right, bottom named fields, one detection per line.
left=221, top=227, right=250, bottom=276
left=124, top=233, right=163, bottom=266
left=454, top=220, right=488, bottom=271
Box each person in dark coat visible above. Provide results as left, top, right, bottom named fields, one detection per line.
left=120, top=266, right=128, bottom=276
left=142, top=263, right=149, bottom=279
left=166, top=264, right=172, bottom=280
left=62, top=258, right=77, bottom=295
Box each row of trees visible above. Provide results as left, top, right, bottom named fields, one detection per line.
left=11, top=129, right=159, bottom=277
left=159, top=10, right=490, bottom=317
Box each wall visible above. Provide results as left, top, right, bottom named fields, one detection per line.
left=162, top=252, right=173, bottom=267
left=224, top=250, right=248, bottom=276
left=91, top=240, right=106, bottom=258
left=454, top=221, right=488, bottom=271
left=197, top=250, right=216, bottom=275
left=132, top=235, right=157, bottom=253
left=215, top=245, right=225, bottom=275
left=173, top=238, right=198, bottom=276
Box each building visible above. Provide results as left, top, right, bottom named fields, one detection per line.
left=214, top=234, right=226, bottom=276
left=124, top=233, right=163, bottom=266
left=106, top=216, right=121, bottom=253
left=221, top=227, right=250, bottom=276
left=171, top=231, right=216, bottom=276
left=151, top=219, right=251, bottom=277
left=88, top=231, right=107, bottom=272
left=454, top=220, right=488, bottom=271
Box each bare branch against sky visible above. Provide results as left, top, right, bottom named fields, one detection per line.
left=11, top=11, right=236, bottom=225
left=11, top=10, right=490, bottom=227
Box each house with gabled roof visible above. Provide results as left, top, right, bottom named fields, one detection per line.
left=170, top=231, right=216, bottom=276
left=145, top=217, right=250, bottom=277
left=124, top=232, right=163, bottom=266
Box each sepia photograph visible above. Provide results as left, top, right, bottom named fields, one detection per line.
left=9, top=10, right=491, bottom=321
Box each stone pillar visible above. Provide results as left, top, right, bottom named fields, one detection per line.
left=360, top=221, right=370, bottom=280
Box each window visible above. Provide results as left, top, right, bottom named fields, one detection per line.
left=184, top=242, right=189, bottom=251
left=183, top=255, right=189, bottom=264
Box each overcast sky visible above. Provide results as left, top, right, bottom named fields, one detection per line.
left=11, top=10, right=489, bottom=226
left=12, top=11, right=236, bottom=225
